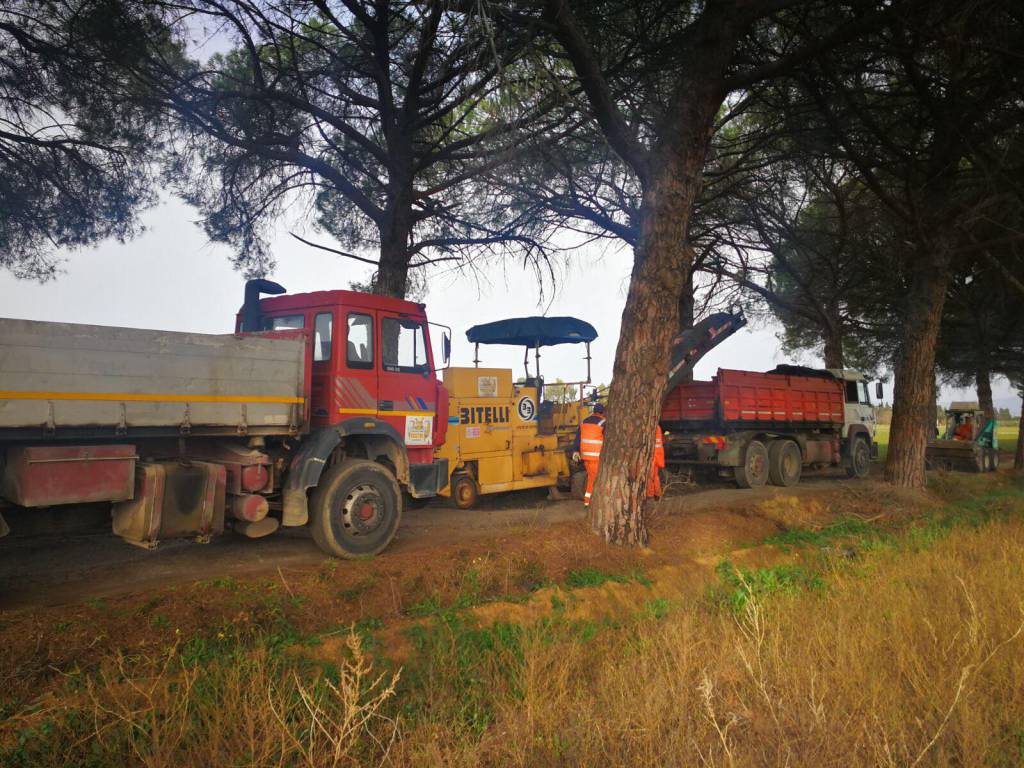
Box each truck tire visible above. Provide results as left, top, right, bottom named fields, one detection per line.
left=310, top=459, right=402, bottom=559
left=845, top=436, right=870, bottom=479
left=768, top=440, right=802, bottom=487
left=452, top=473, right=479, bottom=509
left=734, top=440, right=769, bottom=488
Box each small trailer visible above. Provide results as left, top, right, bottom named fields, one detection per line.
left=660, top=366, right=879, bottom=487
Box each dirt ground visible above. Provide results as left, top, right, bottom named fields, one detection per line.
left=0, top=469, right=872, bottom=611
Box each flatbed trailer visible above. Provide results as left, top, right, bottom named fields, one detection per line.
left=661, top=367, right=877, bottom=488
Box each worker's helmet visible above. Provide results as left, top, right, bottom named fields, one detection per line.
left=593, top=403, right=606, bottom=414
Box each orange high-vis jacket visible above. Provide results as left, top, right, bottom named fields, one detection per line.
left=579, top=416, right=606, bottom=460
left=653, top=425, right=665, bottom=469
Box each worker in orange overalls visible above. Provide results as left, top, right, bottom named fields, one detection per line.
left=647, top=424, right=665, bottom=498
left=954, top=414, right=974, bottom=441
left=574, top=404, right=606, bottom=507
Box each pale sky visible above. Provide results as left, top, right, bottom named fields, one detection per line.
left=1, top=195, right=1019, bottom=413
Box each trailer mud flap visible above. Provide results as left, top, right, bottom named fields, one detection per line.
left=112, top=461, right=226, bottom=548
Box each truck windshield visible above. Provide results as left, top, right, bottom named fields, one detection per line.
left=382, top=317, right=428, bottom=373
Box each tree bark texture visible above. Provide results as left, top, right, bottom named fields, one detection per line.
left=823, top=329, right=844, bottom=369
left=375, top=202, right=413, bottom=298
left=1015, top=392, right=1023, bottom=470
left=588, top=173, right=695, bottom=545
left=677, top=270, right=696, bottom=384
left=976, top=369, right=994, bottom=423
left=588, top=88, right=731, bottom=544
left=884, top=242, right=954, bottom=488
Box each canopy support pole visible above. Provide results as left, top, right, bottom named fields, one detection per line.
left=534, top=343, right=543, bottom=401
left=584, top=341, right=592, bottom=384
left=474, top=343, right=479, bottom=368
left=523, top=346, right=530, bottom=380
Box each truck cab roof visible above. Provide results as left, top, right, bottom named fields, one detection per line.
left=256, top=289, right=427, bottom=317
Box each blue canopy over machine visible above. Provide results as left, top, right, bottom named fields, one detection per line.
left=466, top=316, right=598, bottom=348
left=466, top=316, right=598, bottom=389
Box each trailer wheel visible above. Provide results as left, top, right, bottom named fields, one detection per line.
left=310, top=459, right=402, bottom=559
left=845, top=436, right=870, bottom=479
left=452, top=473, right=479, bottom=509
left=734, top=440, right=769, bottom=488
left=768, top=440, right=802, bottom=487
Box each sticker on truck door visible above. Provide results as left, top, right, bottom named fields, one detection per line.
left=405, top=415, right=434, bottom=446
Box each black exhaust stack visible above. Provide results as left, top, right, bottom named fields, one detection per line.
left=241, top=278, right=287, bottom=332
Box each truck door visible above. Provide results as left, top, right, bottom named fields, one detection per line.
left=377, top=313, right=437, bottom=465
left=337, top=310, right=379, bottom=421
left=309, top=310, right=335, bottom=427
left=842, top=379, right=876, bottom=439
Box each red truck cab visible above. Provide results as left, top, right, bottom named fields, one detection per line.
left=240, top=289, right=449, bottom=459
left=236, top=281, right=451, bottom=556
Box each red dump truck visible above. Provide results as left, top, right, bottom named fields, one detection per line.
left=660, top=365, right=879, bottom=487
left=0, top=280, right=452, bottom=557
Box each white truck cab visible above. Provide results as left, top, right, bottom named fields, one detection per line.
left=827, top=368, right=880, bottom=441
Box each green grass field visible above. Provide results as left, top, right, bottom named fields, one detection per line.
left=874, top=420, right=1019, bottom=463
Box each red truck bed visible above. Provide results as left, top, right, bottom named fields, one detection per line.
left=662, top=369, right=844, bottom=429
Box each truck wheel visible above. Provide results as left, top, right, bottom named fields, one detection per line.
left=452, top=473, right=479, bottom=509
left=734, top=440, right=769, bottom=488
left=768, top=440, right=802, bottom=487
left=845, top=437, right=870, bottom=479
left=310, top=459, right=402, bottom=559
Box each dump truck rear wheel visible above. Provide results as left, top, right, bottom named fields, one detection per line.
left=310, top=459, right=402, bottom=559
left=734, top=440, right=769, bottom=488
left=768, top=440, right=802, bottom=487
left=845, top=437, right=870, bottom=479
left=452, top=474, right=479, bottom=509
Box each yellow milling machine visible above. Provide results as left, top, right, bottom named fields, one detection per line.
left=434, top=317, right=601, bottom=508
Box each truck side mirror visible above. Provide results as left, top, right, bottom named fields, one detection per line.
left=443, top=333, right=451, bottom=365
left=875, top=382, right=883, bottom=400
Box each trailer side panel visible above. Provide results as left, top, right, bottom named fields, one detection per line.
left=0, top=318, right=307, bottom=438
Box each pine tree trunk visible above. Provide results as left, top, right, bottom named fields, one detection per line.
left=375, top=226, right=411, bottom=299
left=563, top=3, right=740, bottom=546
left=677, top=270, right=696, bottom=384
left=589, top=184, right=692, bottom=545
left=589, top=137, right=717, bottom=545
left=375, top=179, right=414, bottom=298
left=884, top=243, right=953, bottom=488
left=1015, top=392, right=1023, bottom=470
left=976, top=369, right=994, bottom=423
left=823, top=329, right=844, bottom=369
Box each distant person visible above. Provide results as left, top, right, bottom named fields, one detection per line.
left=954, top=414, right=974, bottom=441
left=573, top=404, right=606, bottom=507
left=647, top=424, right=665, bottom=499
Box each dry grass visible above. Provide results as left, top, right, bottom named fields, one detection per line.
left=4, top=631, right=400, bottom=767
left=4, top=477, right=1024, bottom=767
left=395, top=507, right=1024, bottom=766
